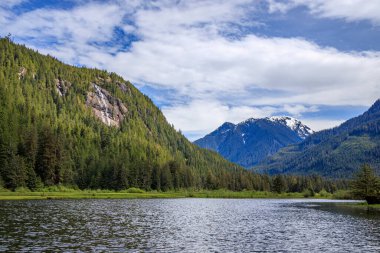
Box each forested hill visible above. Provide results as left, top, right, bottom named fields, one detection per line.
left=0, top=38, right=252, bottom=191
left=256, top=100, right=380, bottom=178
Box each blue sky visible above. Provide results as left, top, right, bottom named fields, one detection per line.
left=1, top=0, right=379, bottom=140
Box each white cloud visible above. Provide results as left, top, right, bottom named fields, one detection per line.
left=268, top=0, right=380, bottom=24
left=109, top=33, right=380, bottom=107
left=2, top=2, right=127, bottom=64
left=0, top=0, right=27, bottom=8
left=1, top=0, right=379, bottom=139
left=282, top=104, right=319, bottom=117
left=162, top=99, right=277, bottom=140
left=300, top=119, right=345, bottom=132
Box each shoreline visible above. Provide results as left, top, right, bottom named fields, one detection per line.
left=339, top=202, right=380, bottom=211
left=2, top=190, right=379, bottom=210
left=0, top=189, right=343, bottom=201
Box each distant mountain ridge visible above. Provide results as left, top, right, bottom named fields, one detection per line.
left=268, top=116, right=314, bottom=139
left=194, top=116, right=313, bottom=168
left=256, top=99, right=380, bottom=178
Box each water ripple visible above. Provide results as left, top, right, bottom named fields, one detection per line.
left=0, top=199, right=379, bottom=252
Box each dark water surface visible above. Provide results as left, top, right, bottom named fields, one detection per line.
left=0, top=199, right=379, bottom=252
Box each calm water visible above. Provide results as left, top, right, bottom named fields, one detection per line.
left=0, top=199, right=379, bottom=252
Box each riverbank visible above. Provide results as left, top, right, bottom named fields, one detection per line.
left=342, top=202, right=380, bottom=211
left=0, top=187, right=338, bottom=200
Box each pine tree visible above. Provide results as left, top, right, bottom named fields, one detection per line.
left=351, top=164, right=380, bottom=198
left=273, top=175, right=286, bottom=193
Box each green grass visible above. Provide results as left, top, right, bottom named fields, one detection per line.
left=0, top=188, right=337, bottom=200
left=0, top=190, right=182, bottom=200
left=343, top=202, right=380, bottom=211
left=183, top=189, right=307, bottom=199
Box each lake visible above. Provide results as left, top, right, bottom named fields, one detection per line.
left=0, top=199, right=379, bottom=252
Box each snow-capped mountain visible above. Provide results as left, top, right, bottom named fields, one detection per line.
left=268, top=116, right=314, bottom=139
left=257, top=99, right=380, bottom=177
left=194, top=117, right=314, bottom=168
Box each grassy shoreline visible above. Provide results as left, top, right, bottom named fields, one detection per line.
left=2, top=188, right=378, bottom=211
left=340, top=202, right=380, bottom=211
left=0, top=187, right=339, bottom=200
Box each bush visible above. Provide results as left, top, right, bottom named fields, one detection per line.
left=123, top=187, right=145, bottom=193
left=14, top=187, right=31, bottom=193
left=0, top=177, right=7, bottom=192
left=333, top=190, right=353, bottom=199
left=302, top=188, right=315, bottom=198
left=41, top=185, right=77, bottom=192
left=317, top=189, right=331, bottom=198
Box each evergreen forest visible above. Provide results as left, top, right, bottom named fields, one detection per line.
left=0, top=38, right=347, bottom=193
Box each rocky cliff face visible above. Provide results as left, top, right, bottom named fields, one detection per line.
left=55, top=78, right=71, bottom=96
left=86, top=83, right=128, bottom=127
left=17, top=67, right=27, bottom=79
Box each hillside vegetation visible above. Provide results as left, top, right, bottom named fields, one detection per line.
left=256, top=100, right=380, bottom=178
left=195, top=117, right=313, bottom=167
left=0, top=38, right=247, bottom=191
left=0, top=38, right=349, bottom=194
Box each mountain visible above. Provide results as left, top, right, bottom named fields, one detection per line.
left=0, top=38, right=252, bottom=191
left=194, top=116, right=313, bottom=168
left=256, top=100, right=380, bottom=178
left=269, top=116, right=314, bottom=139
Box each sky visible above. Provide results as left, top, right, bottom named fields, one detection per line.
left=1, top=0, right=380, bottom=141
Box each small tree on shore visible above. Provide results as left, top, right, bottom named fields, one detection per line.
left=273, top=175, right=286, bottom=193
left=351, top=164, right=380, bottom=199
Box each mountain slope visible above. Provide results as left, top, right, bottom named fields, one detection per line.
left=256, top=100, right=380, bottom=178
left=0, top=38, right=250, bottom=191
left=194, top=117, right=313, bottom=167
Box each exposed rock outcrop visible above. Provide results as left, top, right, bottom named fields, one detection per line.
left=18, top=67, right=27, bottom=79
left=55, top=78, right=71, bottom=96
left=86, top=83, right=128, bottom=127
left=118, top=82, right=131, bottom=94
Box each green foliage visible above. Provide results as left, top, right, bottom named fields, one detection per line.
left=0, top=176, right=5, bottom=191
left=39, top=185, right=78, bottom=192
left=0, top=38, right=348, bottom=193
left=317, top=189, right=331, bottom=198
left=332, top=190, right=353, bottom=200
left=302, top=188, right=315, bottom=198
left=0, top=189, right=330, bottom=200
left=351, top=164, right=380, bottom=199
left=257, top=100, right=380, bottom=178
left=123, top=187, right=145, bottom=193
left=272, top=175, right=286, bottom=193
left=14, top=186, right=31, bottom=193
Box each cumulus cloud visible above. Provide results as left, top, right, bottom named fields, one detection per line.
left=2, top=2, right=126, bottom=64
left=1, top=0, right=379, bottom=139
left=268, top=0, right=380, bottom=24
left=162, top=99, right=278, bottom=139
left=0, top=0, right=27, bottom=8
left=300, top=119, right=345, bottom=132
left=108, top=34, right=380, bottom=107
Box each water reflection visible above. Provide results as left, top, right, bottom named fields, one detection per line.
left=0, top=199, right=379, bottom=252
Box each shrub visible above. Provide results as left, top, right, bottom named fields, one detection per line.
left=124, top=187, right=145, bottom=193
left=333, top=190, right=353, bottom=199
left=302, top=188, right=315, bottom=198
left=14, top=187, right=31, bottom=193
left=318, top=189, right=331, bottom=198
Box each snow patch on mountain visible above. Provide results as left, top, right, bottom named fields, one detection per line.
left=237, top=116, right=313, bottom=139
left=268, top=116, right=314, bottom=139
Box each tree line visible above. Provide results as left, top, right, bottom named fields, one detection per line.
left=0, top=37, right=349, bottom=193
left=351, top=164, right=380, bottom=203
